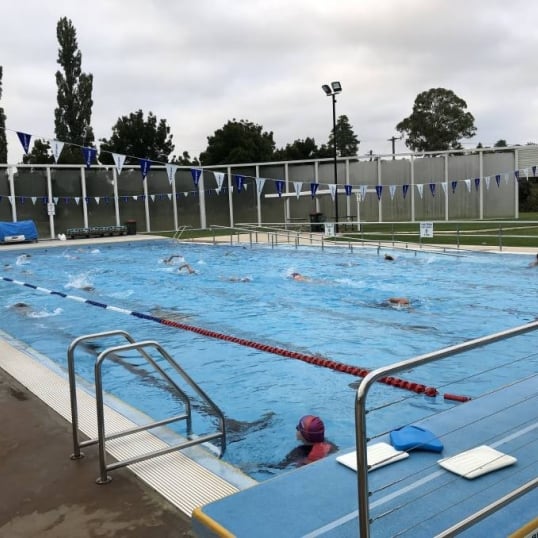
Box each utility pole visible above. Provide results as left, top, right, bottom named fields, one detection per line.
left=388, top=135, right=401, bottom=159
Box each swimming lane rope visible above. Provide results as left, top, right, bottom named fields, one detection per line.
left=2, top=276, right=472, bottom=400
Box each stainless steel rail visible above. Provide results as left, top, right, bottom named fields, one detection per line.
left=67, top=331, right=227, bottom=484
left=354, top=319, right=538, bottom=537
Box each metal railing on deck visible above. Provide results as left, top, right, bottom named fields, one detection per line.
left=68, top=330, right=226, bottom=484
left=354, top=319, right=538, bottom=537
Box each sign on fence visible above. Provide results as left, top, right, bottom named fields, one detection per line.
left=420, top=221, right=434, bottom=238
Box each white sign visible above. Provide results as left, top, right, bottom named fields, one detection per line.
left=324, top=222, right=335, bottom=237
left=47, top=203, right=56, bottom=216
left=420, top=221, right=434, bottom=238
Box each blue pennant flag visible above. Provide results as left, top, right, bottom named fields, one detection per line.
left=191, top=168, right=202, bottom=187
left=82, top=147, right=97, bottom=168
left=451, top=180, right=458, bottom=193
left=495, top=174, right=501, bottom=187
left=344, top=184, right=352, bottom=196
left=402, top=184, right=409, bottom=199
left=429, top=183, right=436, bottom=197
left=533, top=166, right=536, bottom=176
left=375, top=185, right=383, bottom=201
left=514, top=170, right=520, bottom=180
left=17, top=132, right=32, bottom=154
left=234, top=174, right=245, bottom=193
left=275, top=180, right=284, bottom=197
left=474, top=177, right=480, bottom=191
left=310, top=182, right=319, bottom=198
left=139, top=159, right=151, bottom=180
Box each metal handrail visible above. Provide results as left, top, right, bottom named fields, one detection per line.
left=67, top=331, right=226, bottom=484
left=354, top=319, right=538, bottom=537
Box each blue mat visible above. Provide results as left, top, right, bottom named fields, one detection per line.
left=390, top=425, right=444, bottom=453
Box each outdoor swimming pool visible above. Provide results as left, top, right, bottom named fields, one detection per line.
left=1, top=239, right=537, bottom=481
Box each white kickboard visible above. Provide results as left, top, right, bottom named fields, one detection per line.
left=438, top=445, right=517, bottom=479
left=336, top=442, right=409, bottom=472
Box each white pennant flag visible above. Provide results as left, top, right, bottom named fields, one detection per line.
left=50, top=139, right=65, bottom=163
left=359, top=185, right=367, bottom=200
left=441, top=182, right=447, bottom=195
left=485, top=176, right=491, bottom=190
left=167, top=193, right=172, bottom=200
left=328, top=184, right=337, bottom=201
left=31, top=196, right=37, bottom=205
left=504, top=173, right=510, bottom=184
left=184, top=192, right=189, bottom=197
left=74, top=197, right=80, bottom=205
left=150, top=194, right=155, bottom=202
left=53, top=197, right=59, bottom=204
left=293, top=181, right=302, bottom=199
left=112, top=153, right=126, bottom=175
left=133, top=196, right=138, bottom=201
left=255, top=177, right=266, bottom=194
left=524, top=168, right=529, bottom=179
left=464, top=179, right=471, bottom=192
left=165, top=164, right=178, bottom=184
left=416, top=184, right=424, bottom=199
left=8, top=196, right=14, bottom=205
left=389, top=185, right=396, bottom=200
left=94, top=197, right=100, bottom=205
left=213, top=171, right=225, bottom=193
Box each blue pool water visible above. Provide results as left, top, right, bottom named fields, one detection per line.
left=1, top=239, right=537, bottom=480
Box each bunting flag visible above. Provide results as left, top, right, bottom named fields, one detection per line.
left=82, top=146, right=97, bottom=168
left=150, top=195, right=155, bottom=202
left=53, top=197, right=59, bottom=205
left=533, top=166, right=536, bottom=176
left=214, top=172, right=226, bottom=193
left=495, top=174, right=501, bottom=187
left=464, top=179, right=471, bottom=192
left=8, top=196, right=14, bottom=205
left=524, top=168, right=529, bottom=179
left=344, top=184, right=352, bottom=196
left=31, top=196, right=37, bottom=205
left=451, top=180, right=458, bottom=193
left=95, top=197, right=100, bottom=205
left=255, top=177, right=266, bottom=195
left=504, top=173, right=510, bottom=184
left=416, top=184, right=424, bottom=199
left=484, top=176, right=491, bottom=190
left=191, top=168, right=202, bottom=187
left=16, top=132, right=32, bottom=154
left=429, top=183, right=436, bottom=197
left=275, top=180, right=284, bottom=197
left=474, top=177, right=480, bottom=191
left=139, top=159, right=151, bottom=180
left=514, top=170, right=520, bottom=180
left=50, top=140, right=65, bottom=163
left=293, top=181, right=302, bottom=199
left=165, top=163, right=178, bottom=184
left=402, top=184, right=409, bottom=199
left=359, top=185, right=368, bottom=200
left=328, top=183, right=337, bottom=201
left=310, top=182, right=319, bottom=198
left=75, top=197, right=80, bottom=205
left=375, top=185, right=383, bottom=201
left=441, top=182, right=447, bottom=195
left=234, top=174, right=245, bottom=193
left=389, top=185, right=396, bottom=200
left=112, top=153, right=126, bottom=175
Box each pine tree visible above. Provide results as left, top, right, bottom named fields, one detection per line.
left=54, top=17, right=94, bottom=163
left=328, top=115, right=359, bottom=157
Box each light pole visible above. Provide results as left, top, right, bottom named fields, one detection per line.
left=322, top=81, right=342, bottom=233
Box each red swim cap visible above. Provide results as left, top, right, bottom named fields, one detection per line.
left=297, top=415, right=325, bottom=443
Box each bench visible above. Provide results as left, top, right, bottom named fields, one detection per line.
left=66, top=226, right=127, bottom=239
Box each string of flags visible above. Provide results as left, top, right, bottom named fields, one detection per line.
left=4, top=127, right=537, bottom=207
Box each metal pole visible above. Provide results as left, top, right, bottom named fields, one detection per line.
left=332, top=94, right=339, bottom=233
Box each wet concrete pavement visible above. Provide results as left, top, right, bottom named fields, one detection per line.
left=0, top=370, right=194, bottom=538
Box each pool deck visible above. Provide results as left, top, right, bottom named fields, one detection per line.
left=1, top=234, right=537, bottom=537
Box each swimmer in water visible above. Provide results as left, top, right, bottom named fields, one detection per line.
left=164, top=254, right=184, bottom=264
left=178, top=263, right=197, bottom=274
left=290, top=272, right=310, bottom=282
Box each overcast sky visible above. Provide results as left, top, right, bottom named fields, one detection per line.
left=2, top=0, right=537, bottom=164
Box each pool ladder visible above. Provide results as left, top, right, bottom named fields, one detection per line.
left=67, top=330, right=227, bottom=484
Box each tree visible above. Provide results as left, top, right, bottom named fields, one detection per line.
left=494, top=139, right=508, bottom=148
left=200, top=119, right=275, bottom=165
left=0, top=66, right=6, bottom=163
left=396, top=88, right=476, bottom=152
left=99, top=110, right=174, bottom=164
left=22, top=139, right=54, bottom=164
left=273, top=137, right=320, bottom=161
left=54, top=17, right=94, bottom=163
left=171, top=151, right=200, bottom=166
left=329, top=115, right=359, bottom=157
